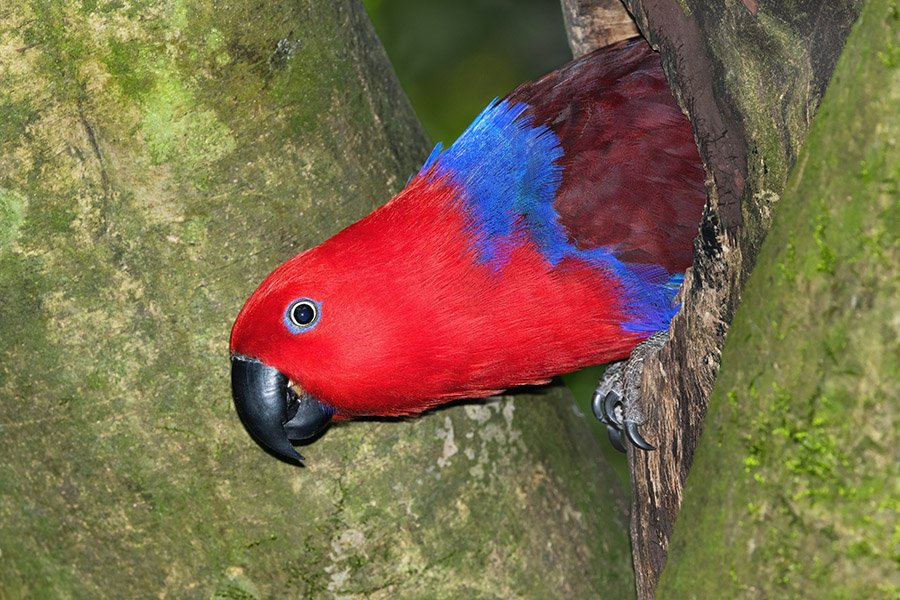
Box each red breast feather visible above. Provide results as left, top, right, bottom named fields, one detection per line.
left=230, top=38, right=705, bottom=418
left=232, top=174, right=642, bottom=418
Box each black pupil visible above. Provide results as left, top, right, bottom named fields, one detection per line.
left=292, top=302, right=315, bottom=325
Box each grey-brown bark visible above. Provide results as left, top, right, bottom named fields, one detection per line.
left=563, top=0, right=865, bottom=597
left=562, top=0, right=639, bottom=56
left=0, top=1, right=634, bottom=597
left=659, top=2, right=898, bottom=594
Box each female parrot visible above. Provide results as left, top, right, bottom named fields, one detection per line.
left=229, top=37, right=706, bottom=462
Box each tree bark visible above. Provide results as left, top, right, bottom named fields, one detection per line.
left=659, top=1, right=899, bottom=596
left=622, top=0, right=866, bottom=594
left=0, top=1, right=633, bottom=597
left=561, top=0, right=639, bottom=57
left=562, top=0, right=866, bottom=597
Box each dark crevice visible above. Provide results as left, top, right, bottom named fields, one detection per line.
left=76, top=89, right=112, bottom=240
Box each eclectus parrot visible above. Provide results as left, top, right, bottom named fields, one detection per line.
left=230, top=37, right=706, bottom=462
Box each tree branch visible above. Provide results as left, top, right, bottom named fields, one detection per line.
left=561, top=0, right=865, bottom=597
left=0, top=1, right=633, bottom=596
left=561, top=0, right=640, bottom=56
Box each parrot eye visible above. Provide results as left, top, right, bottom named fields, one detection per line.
left=285, top=298, right=320, bottom=332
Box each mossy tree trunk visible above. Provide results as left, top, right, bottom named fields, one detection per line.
left=659, top=1, right=898, bottom=596
left=620, top=0, right=864, bottom=594
left=565, top=0, right=882, bottom=597
left=0, top=1, right=633, bottom=598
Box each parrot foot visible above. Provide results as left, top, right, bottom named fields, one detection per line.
left=592, top=386, right=655, bottom=452
left=591, top=331, right=668, bottom=452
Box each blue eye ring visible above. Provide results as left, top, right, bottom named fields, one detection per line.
left=284, top=298, right=321, bottom=333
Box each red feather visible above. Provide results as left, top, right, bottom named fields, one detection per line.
left=232, top=173, right=644, bottom=417
left=230, top=38, right=705, bottom=418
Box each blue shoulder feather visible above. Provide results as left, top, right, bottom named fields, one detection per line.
left=416, top=99, right=681, bottom=334
left=417, top=99, right=565, bottom=265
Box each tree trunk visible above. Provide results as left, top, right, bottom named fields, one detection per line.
left=659, top=1, right=899, bottom=596
left=563, top=0, right=867, bottom=597
left=561, top=0, right=639, bottom=56
left=0, top=1, right=633, bottom=597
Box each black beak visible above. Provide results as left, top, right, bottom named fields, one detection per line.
left=230, top=354, right=333, bottom=463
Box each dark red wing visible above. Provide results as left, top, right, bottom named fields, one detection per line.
left=505, top=38, right=706, bottom=273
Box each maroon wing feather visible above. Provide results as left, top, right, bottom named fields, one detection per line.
left=505, top=38, right=706, bottom=273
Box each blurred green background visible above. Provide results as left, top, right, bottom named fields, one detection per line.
left=363, top=0, right=572, bottom=144
left=363, top=0, right=631, bottom=489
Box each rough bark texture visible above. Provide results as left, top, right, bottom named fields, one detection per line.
left=562, top=0, right=866, bottom=597
left=660, top=2, right=898, bottom=596
left=561, top=0, right=639, bottom=57
left=0, top=1, right=634, bottom=598
left=622, top=1, right=865, bottom=594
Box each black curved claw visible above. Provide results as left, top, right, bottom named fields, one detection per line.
left=624, top=420, right=655, bottom=451
left=607, top=425, right=627, bottom=453
left=592, top=390, right=624, bottom=427
left=592, top=389, right=655, bottom=453
left=591, top=390, right=609, bottom=423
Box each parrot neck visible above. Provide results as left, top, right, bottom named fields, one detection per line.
left=283, top=99, right=681, bottom=417
left=295, top=174, right=656, bottom=417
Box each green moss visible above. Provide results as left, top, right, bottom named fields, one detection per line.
left=658, top=1, right=899, bottom=597
left=23, top=0, right=89, bottom=101
left=813, top=220, right=836, bottom=274
left=139, top=61, right=237, bottom=169
left=0, top=98, right=37, bottom=146
left=213, top=570, right=262, bottom=600
left=0, top=189, right=24, bottom=253
left=0, top=1, right=632, bottom=597
left=169, top=0, right=188, bottom=30
left=777, top=241, right=798, bottom=284
left=205, top=29, right=232, bottom=66
left=104, top=38, right=157, bottom=99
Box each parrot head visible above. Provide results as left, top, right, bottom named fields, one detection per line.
left=229, top=249, right=335, bottom=463
left=228, top=174, right=489, bottom=463
left=228, top=231, right=402, bottom=463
